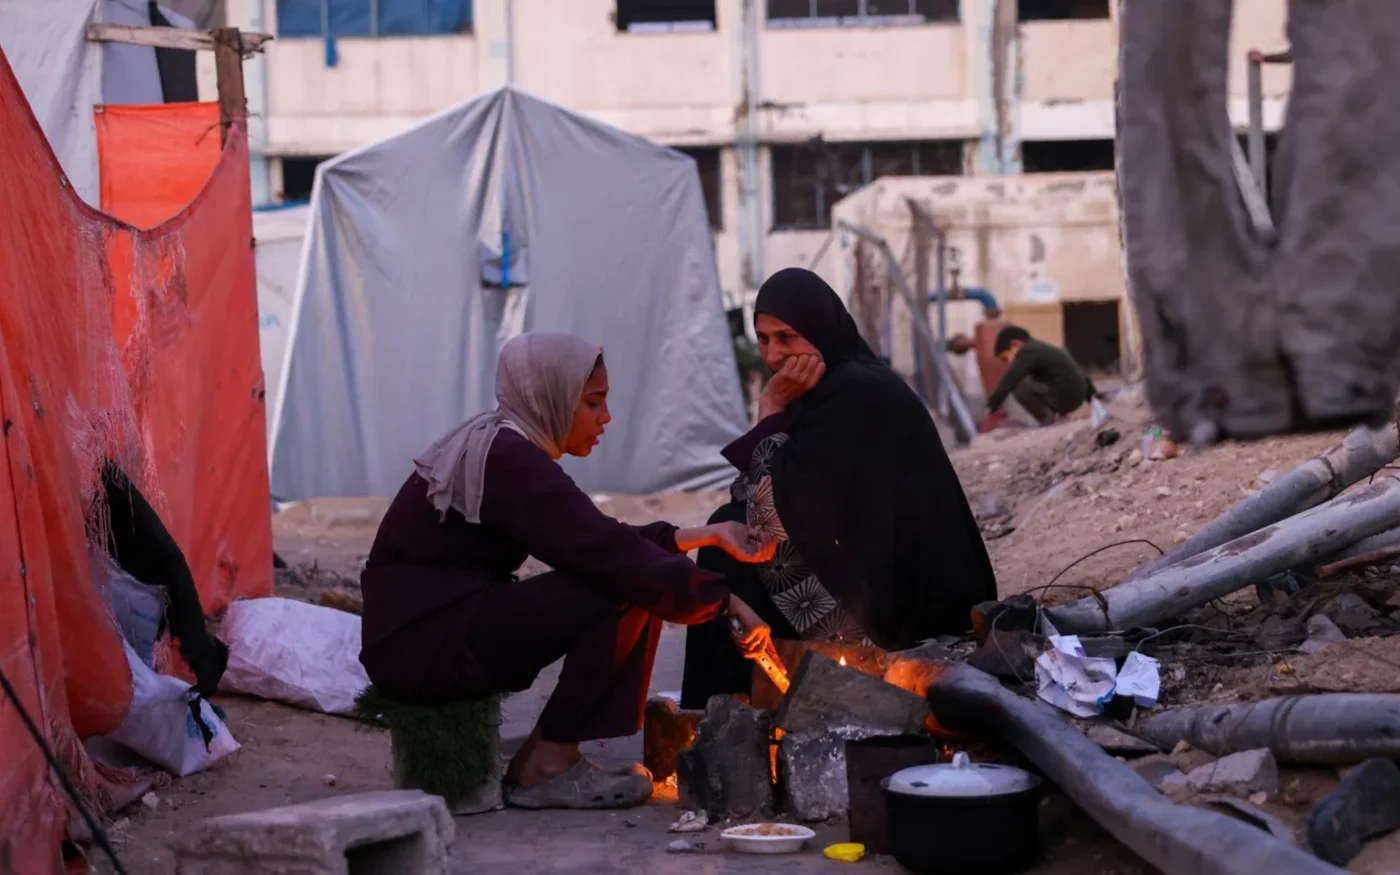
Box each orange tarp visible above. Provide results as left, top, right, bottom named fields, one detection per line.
left=0, top=45, right=271, bottom=871
left=96, top=102, right=222, bottom=229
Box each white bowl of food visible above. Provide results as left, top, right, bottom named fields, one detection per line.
left=720, top=822, right=816, bottom=854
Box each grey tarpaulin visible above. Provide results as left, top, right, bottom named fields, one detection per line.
left=1119, top=0, right=1400, bottom=441
left=267, top=86, right=747, bottom=500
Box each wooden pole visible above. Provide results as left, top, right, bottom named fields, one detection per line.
left=1044, top=476, right=1400, bottom=634
left=927, top=664, right=1345, bottom=875
left=212, top=27, right=247, bottom=148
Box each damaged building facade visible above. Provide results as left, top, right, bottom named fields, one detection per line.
left=225, top=0, right=1290, bottom=363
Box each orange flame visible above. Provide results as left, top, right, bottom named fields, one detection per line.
left=839, top=655, right=848, bottom=667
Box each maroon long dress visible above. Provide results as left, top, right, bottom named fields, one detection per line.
left=359, top=429, right=729, bottom=744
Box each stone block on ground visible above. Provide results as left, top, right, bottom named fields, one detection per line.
left=750, top=639, right=889, bottom=710
left=1309, top=758, right=1400, bottom=866
left=775, top=651, right=929, bottom=735
left=777, top=726, right=892, bottom=822
left=1130, top=755, right=1184, bottom=791
left=675, top=695, right=773, bottom=821
left=1327, top=593, right=1384, bottom=638
left=1298, top=614, right=1346, bottom=655
left=1183, top=749, right=1278, bottom=800
left=171, top=790, right=453, bottom=875
left=643, top=696, right=702, bottom=782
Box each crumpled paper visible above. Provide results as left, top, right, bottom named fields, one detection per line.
left=1034, top=636, right=1160, bottom=717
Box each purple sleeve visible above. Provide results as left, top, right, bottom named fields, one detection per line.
left=629, top=522, right=681, bottom=553
left=721, top=413, right=790, bottom=470
left=480, top=433, right=728, bottom=624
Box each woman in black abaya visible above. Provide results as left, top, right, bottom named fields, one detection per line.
left=680, top=268, right=998, bottom=709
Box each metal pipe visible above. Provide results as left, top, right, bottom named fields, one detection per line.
left=1247, top=49, right=1267, bottom=200
left=838, top=221, right=978, bottom=445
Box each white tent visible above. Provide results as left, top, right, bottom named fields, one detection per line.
left=253, top=204, right=309, bottom=432
left=268, top=86, right=747, bottom=500
left=0, top=0, right=199, bottom=208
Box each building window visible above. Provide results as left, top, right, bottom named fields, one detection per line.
left=615, top=0, right=716, bottom=32
left=767, top=0, right=958, bottom=28
left=675, top=147, right=723, bottom=230
left=1018, top=0, right=1111, bottom=21
left=1021, top=139, right=1116, bottom=173
left=279, top=155, right=335, bottom=202
left=276, top=0, right=473, bottom=38
left=771, top=139, right=965, bottom=230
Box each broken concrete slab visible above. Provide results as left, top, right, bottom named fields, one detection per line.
left=775, top=651, right=929, bottom=735
left=1184, top=749, right=1279, bottom=800
left=170, top=790, right=453, bottom=875
left=675, top=695, right=772, bottom=821
left=643, top=697, right=702, bottom=783
left=1326, top=593, right=1384, bottom=638
left=1130, top=756, right=1184, bottom=791
left=1308, top=758, right=1400, bottom=866
left=778, top=726, right=893, bottom=822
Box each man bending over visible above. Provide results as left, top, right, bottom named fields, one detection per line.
left=984, top=326, right=1096, bottom=429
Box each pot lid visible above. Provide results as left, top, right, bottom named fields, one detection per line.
left=885, top=752, right=1038, bottom=798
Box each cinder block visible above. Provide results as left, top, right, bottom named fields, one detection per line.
left=172, top=790, right=453, bottom=875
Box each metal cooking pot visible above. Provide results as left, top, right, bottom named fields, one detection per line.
left=881, top=752, right=1043, bottom=874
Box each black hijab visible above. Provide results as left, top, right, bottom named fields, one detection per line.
left=753, top=268, right=997, bottom=647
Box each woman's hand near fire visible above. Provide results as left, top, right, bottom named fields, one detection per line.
left=675, top=522, right=776, bottom=564
left=726, top=594, right=772, bottom=656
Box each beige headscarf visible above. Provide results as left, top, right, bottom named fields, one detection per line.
left=414, top=332, right=603, bottom=523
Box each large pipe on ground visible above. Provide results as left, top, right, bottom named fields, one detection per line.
left=1136, top=695, right=1400, bottom=765
left=1127, top=423, right=1400, bottom=582
left=1045, top=476, right=1400, bottom=634
left=927, top=664, right=1344, bottom=875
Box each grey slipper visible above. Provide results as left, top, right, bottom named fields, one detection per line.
left=506, top=759, right=653, bottom=810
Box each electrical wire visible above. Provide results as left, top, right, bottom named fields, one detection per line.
left=0, top=665, right=129, bottom=875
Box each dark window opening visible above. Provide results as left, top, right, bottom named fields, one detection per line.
left=1018, top=0, right=1111, bottom=21
left=1021, top=139, right=1115, bottom=173
left=276, top=0, right=474, bottom=39
left=771, top=139, right=965, bottom=230
left=675, top=146, right=723, bottom=229
left=768, top=0, right=958, bottom=27
left=1063, top=300, right=1121, bottom=374
left=280, top=155, right=335, bottom=202
left=616, top=0, right=716, bottom=32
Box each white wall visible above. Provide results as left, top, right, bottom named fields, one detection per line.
left=258, top=0, right=1291, bottom=301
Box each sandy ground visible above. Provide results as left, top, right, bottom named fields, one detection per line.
left=91, top=392, right=1380, bottom=874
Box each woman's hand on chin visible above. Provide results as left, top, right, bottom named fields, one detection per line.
left=758, top=354, right=825, bottom=418
left=676, top=522, right=775, bottom=563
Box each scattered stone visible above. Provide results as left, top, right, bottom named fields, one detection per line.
left=1127, top=449, right=1144, bottom=467
left=966, top=630, right=1040, bottom=681
left=1327, top=593, right=1383, bottom=637
left=975, top=494, right=1009, bottom=519
left=1129, top=756, right=1183, bottom=791
left=1196, top=795, right=1297, bottom=845
left=1154, top=486, right=1173, bottom=498
left=643, top=697, right=703, bottom=782
left=1309, top=758, right=1400, bottom=866
left=970, top=595, right=1039, bottom=645
left=668, top=810, right=707, bottom=833
left=1256, top=469, right=1279, bottom=485
left=1183, top=749, right=1278, bottom=800
left=1297, top=614, right=1346, bottom=655
left=1095, top=428, right=1121, bottom=448
left=1253, top=614, right=1305, bottom=651
left=140, top=792, right=160, bottom=811
left=1248, top=791, right=1267, bottom=806
left=323, top=775, right=337, bottom=788
left=778, top=726, right=891, bottom=822
left=1085, top=724, right=1159, bottom=756
left=774, top=651, right=929, bottom=736
left=667, top=839, right=710, bottom=854
left=1159, top=771, right=1191, bottom=801
left=170, top=790, right=453, bottom=875
left=675, top=696, right=773, bottom=821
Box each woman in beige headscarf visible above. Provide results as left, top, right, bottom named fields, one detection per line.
left=359, top=332, right=773, bottom=810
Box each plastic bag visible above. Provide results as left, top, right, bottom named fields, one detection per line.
left=95, top=554, right=166, bottom=669
left=219, top=597, right=370, bottom=715
left=104, top=641, right=240, bottom=776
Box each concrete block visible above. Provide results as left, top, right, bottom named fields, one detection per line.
left=778, top=726, right=891, bottom=823
left=1184, top=748, right=1278, bottom=799
left=675, top=696, right=772, bottom=820
left=775, top=651, right=929, bottom=735
left=172, top=790, right=453, bottom=875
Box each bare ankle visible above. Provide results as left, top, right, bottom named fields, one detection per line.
left=517, top=740, right=581, bottom=787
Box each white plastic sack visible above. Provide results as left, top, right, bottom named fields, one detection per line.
left=95, top=554, right=166, bottom=668
left=105, top=642, right=240, bottom=777
left=220, top=597, right=370, bottom=715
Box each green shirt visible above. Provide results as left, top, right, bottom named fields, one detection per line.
left=986, top=339, right=1091, bottom=414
